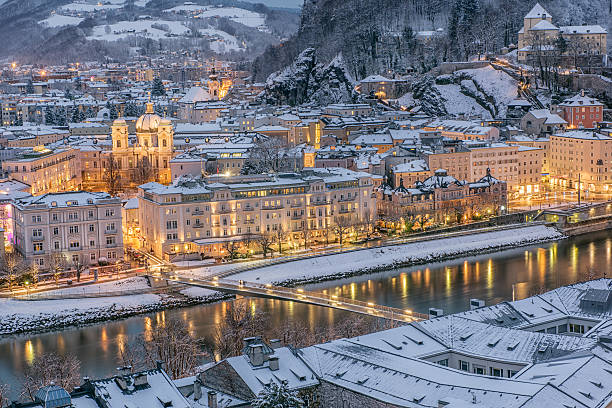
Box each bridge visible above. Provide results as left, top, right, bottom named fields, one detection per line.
left=152, top=273, right=429, bottom=323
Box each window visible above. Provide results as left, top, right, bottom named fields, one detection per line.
left=166, top=233, right=178, bottom=240
left=52, top=213, right=58, bottom=222
left=54, top=241, right=60, bottom=250
left=437, top=359, right=448, bottom=367
left=33, top=243, right=43, bottom=252
left=569, top=324, right=585, bottom=334
left=507, top=370, right=517, bottom=378
left=69, top=225, right=79, bottom=234
left=31, top=215, right=42, bottom=223
left=89, top=224, right=95, bottom=232
left=490, top=368, right=502, bottom=377
left=107, top=222, right=116, bottom=232
left=90, top=240, right=95, bottom=247
left=106, top=209, right=115, bottom=217
left=72, top=254, right=79, bottom=263
left=53, top=227, right=59, bottom=235
left=473, top=366, right=485, bottom=375
left=91, top=253, right=96, bottom=261
left=70, top=241, right=80, bottom=249
left=106, top=236, right=115, bottom=246
left=88, top=210, right=94, bottom=218
left=32, top=228, right=42, bottom=237
left=68, top=212, right=78, bottom=220
left=459, top=361, right=469, bottom=372
left=166, top=220, right=178, bottom=229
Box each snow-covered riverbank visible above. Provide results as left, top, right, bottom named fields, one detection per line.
left=0, top=284, right=225, bottom=336
left=0, top=225, right=564, bottom=336
left=228, top=224, right=565, bottom=285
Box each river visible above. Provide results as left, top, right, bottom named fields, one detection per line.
left=2, top=230, right=612, bottom=398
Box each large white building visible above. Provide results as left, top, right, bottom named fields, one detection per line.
left=12, top=191, right=123, bottom=269
left=137, top=168, right=376, bottom=259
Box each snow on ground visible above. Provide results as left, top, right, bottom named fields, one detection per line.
left=165, top=4, right=209, bottom=13
left=87, top=20, right=190, bottom=41
left=394, top=92, right=416, bottom=108
left=227, top=225, right=564, bottom=284
left=434, top=84, right=491, bottom=118
left=39, top=276, right=150, bottom=296
left=40, top=14, right=84, bottom=27
left=199, top=28, right=242, bottom=52
left=60, top=2, right=123, bottom=12
left=197, top=7, right=265, bottom=29
left=457, top=66, right=518, bottom=116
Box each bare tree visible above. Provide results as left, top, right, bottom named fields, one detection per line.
left=223, top=240, right=240, bottom=261
left=48, top=253, right=66, bottom=286
left=362, top=208, right=377, bottom=240
left=0, top=384, right=8, bottom=408
left=241, top=137, right=289, bottom=174
left=214, top=299, right=268, bottom=359
left=72, top=256, right=85, bottom=283
left=27, top=261, right=40, bottom=286
left=104, top=153, right=122, bottom=196
left=22, top=353, right=81, bottom=401
left=134, top=156, right=154, bottom=185
left=300, top=221, right=311, bottom=250
left=0, top=252, right=23, bottom=292
left=141, top=319, right=202, bottom=379
left=333, top=215, right=353, bottom=247
left=256, top=233, right=274, bottom=258
left=274, top=225, right=287, bottom=254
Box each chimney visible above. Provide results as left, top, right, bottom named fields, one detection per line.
left=194, top=380, right=202, bottom=401
left=269, top=356, right=279, bottom=371
left=269, top=339, right=281, bottom=349
left=156, top=360, right=167, bottom=371
left=133, top=373, right=148, bottom=387
left=249, top=344, right=264, bottom=366
left=116, top=366, right=132, bottom=376
left=207, top=391, right=218, bottom=408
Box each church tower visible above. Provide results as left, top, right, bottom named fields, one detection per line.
left=111, top=118, right=128, bottom=153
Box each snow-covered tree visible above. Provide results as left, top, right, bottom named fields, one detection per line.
left=21, top=353, right=81, bottom=401
left=151, top=77, right=166, bottom=96
left=25, top=79, right=35, bottom=94
left=252, top=381, right=305, bottom=408
left=44, top=108, right=56, bottom=125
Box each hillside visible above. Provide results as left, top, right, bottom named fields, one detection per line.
left=252, top=0, right=612, bottom=81
left=0, top=0, right=300, bottom=63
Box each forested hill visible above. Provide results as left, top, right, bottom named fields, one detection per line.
left=251, top=0, right=611, bottom=81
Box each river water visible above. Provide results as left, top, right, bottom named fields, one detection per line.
left=2, top=230, right=612, bottom=397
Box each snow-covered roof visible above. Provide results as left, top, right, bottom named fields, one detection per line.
left=528, top=109, right=567, bottom=124
left=392, top=159, right=429, bottom=173
left=560, top=25, right=607, bottom=35
left=553, top=130, right=611, bottom=140
left=530, top=20, right=558, bottom=31
left=559, top=92, right=604, bottom=107
left=14, top=191, right=115, bottom=209
left=179, top=87, right=211, bottom=104
left=360, top=75, right=392, bottom=83
left=525, top=3, right=551, bottom=19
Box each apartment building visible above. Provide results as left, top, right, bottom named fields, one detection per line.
left=557, top=92, right=604, bottom=130
left=12, top=191, right=123, bottom=269
left=549, top=130, right=612, bottom=193
left=4, top=147, right=81, bottom=195
left=517, top=145, right=544, bottom=194
left=138, top=168, right=376, bottom=259
left=424, top=120, right=500, bottom=141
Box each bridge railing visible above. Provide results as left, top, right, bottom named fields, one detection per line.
left=189, top=276, right=429, bottom=322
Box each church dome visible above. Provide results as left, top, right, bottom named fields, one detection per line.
left=136, top=102, right=161, bottom=133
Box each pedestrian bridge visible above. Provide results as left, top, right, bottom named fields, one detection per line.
left=151, top=274, right=428, bottom=322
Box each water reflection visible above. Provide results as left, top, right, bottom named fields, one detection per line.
left=3, top=230, right=612, bottom=397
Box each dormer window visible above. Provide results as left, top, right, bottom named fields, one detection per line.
left=116, top=140, right=121, bottom=148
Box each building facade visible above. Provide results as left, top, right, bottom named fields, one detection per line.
left=12, top=191, right=123, bottom=269
left=138, top=169, right=376, bottom=259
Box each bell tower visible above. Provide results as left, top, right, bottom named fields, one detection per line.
left=111, top=118, right=128, bottom=152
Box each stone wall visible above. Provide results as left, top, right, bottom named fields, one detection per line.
left=571, top=74, right=612, bottom=97
left=436, top=61, right=490, bottom=75
left=315, top=381, right=402, bottom=408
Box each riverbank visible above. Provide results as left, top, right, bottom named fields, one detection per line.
left=225, top=224, right=566, bottom=285
left=0, top=224, right=565, bottom=336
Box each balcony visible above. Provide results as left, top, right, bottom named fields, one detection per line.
left=69, top=246, right=81, bottom=251
left=217, top=207, right=233, bottom=214
left=104, top=229, right=117, bottom=234
left=338, top=196, right=355, bottom=202
left=33, top=250, right=45, bottom=255
left=339, top=208, right=355, bottom=214
left=32, top=235, right=44, bottom=241
left=193, top=224, right=204, bottom=228
left=310, top=200, right=331, bottom=206
left=244, top=219, right=255, bottom=224
left=243, top=206, right=255, bottom=212
left=192, top=209, right=204, bottom=215
left=106, top=243, right=117, bottom=248
left=290, top=202, right=303, bottom=208
left=262, top=205, right=284, bottom=210
left=291, top=214, right=303, bottom=220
